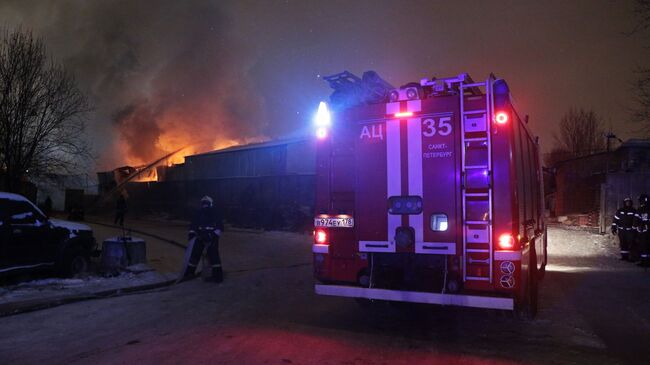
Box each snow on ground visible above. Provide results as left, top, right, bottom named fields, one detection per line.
left=546, top=224, right=621, bottom=274
left=1, top=224, right=648, bottom=364
left=0, top=265, right=176, bottom=309
left=548, top=224, right=616, bottom=258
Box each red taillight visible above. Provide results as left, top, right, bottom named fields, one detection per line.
left=495, top=111, right=509, bottom=124
left=497, top=233, right=515, bottom=250
left=315, top=229, right=328, bottom=244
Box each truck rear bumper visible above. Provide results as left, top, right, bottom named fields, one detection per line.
left=315, top=284, right=514, bottom=310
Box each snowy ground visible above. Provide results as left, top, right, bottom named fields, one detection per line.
left=0, top=264, right=176, bottom=316
left=0, top=224, right=648, bottom=365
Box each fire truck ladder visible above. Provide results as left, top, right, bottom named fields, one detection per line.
left=460, top=77, right=495, bottom=283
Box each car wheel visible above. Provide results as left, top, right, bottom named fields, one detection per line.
left=62, top=249, right=90, bottom=277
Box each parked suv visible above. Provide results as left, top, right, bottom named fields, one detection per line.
left=0, top=192, right=96, bottom=277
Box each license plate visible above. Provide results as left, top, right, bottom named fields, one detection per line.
left=314, top=217, right=354, bottom=228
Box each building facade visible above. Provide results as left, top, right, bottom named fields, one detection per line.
left=554, top=139, right=650, bottom=232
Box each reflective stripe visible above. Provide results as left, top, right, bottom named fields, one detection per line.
left=614, top=215, right=620, bottom=219
left=627, top=212, right=635, bottom=215
left=620, top=250, right=630, bottom=254
left=494, top=250, right=522, bottom=261
left=313, top=244, right=329, bottom=254
left=407, top=117, right=424, bottom=243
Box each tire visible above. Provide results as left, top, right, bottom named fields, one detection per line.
left=528, top=252, right=539, bottom=318
left=515, top=246, right=539, bottom=319
left=61, top=249, right=90, bottom=277
left=537, top=232, right=548, bottom=280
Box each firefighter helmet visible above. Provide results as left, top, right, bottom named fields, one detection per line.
left=200, top=195, right=213, bottom=207
left=624, top=197, right=633, bottom=205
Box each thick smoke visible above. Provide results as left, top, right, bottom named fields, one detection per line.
left=0, top=0, right=266, bottom=167
left=1, top=0, right=645, bottom=170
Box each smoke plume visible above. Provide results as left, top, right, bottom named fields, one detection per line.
left=0, top=0, right=266, bottom=167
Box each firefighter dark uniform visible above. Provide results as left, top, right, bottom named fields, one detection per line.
left=611, top=198, right=636, bottom=261
left=180, top=196, right=224, bottom=282
left=635, top=194, right=650, bottom=266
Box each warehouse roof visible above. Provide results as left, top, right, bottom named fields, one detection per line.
left=188, top=137, right=310, bottom=158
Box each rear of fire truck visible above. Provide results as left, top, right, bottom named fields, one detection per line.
left=312, top=71, right=546, bottom=315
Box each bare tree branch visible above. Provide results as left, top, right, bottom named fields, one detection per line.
left=630, top=1, right=650, bottom=132
left=0, top=28, right=92, bottom=192
left=546, top=107, right=606, bottom=167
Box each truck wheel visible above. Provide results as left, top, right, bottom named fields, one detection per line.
left=61, top=249, right=90, bottom=277
left=528, top=251, right=539, bottom=318
left=537, top=233, right=547, bottom=280
left=516, top=248, right=539, bottom=319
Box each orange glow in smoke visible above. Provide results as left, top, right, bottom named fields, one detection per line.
left=118, top=121, right=266, bottom=183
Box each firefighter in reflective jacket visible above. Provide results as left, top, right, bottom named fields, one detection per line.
left=180, top=196, right=224, bottom=282
left=612, top=197, right=636, bottom=261
left=635, top=194, right=650, bottom=266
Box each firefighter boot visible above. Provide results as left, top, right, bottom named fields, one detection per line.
left=177, top=265, right=197, bottom=283
left=210, top=265, right=223, bottom=283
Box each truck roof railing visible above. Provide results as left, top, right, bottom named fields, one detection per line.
left=420, top=73, right=483, bottom=96
left=324, top=70, right=394, bottom=110
left=324, top=71, right=494, bottom=109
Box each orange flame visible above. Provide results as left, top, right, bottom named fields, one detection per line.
left=118, top=123, right=268, bottom=183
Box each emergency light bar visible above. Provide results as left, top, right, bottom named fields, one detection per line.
left=315, top=101, right=331, bottom=139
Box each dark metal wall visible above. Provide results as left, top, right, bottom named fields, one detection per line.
left=122, top=175, right=315, bottom=230
left=600, top=173, right=650, bottom=233
left=112, top=139, right=317, bottom=231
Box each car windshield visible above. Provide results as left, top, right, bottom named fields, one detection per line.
left=0, top=198, right=46, bottom=224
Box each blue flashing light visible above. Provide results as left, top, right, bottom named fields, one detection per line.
left=315, top=101, right=330, bottom=127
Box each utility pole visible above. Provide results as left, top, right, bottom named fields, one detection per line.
left=605, top=131, right=622, bottom=152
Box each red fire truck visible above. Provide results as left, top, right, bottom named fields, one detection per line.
left=312, top=71, right=546, bottom=315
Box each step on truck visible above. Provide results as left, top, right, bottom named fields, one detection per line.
left=312, top=71, right=547, bottom=315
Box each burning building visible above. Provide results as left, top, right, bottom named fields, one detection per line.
left=98, top=138, right=316, bottom=230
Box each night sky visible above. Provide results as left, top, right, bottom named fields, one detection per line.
left=0, top=0, right=648, bottom=169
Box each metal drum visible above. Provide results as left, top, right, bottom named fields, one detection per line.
left=101, top=236, right=147, bottom=269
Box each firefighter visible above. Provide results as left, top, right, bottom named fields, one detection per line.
left=635, top=193, right=650, bottom=266
left=180, top=196, right=224, bottom=282
left=611, top=197, right=636, bottom=261
left=114, top=193, right=126, bottom=226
